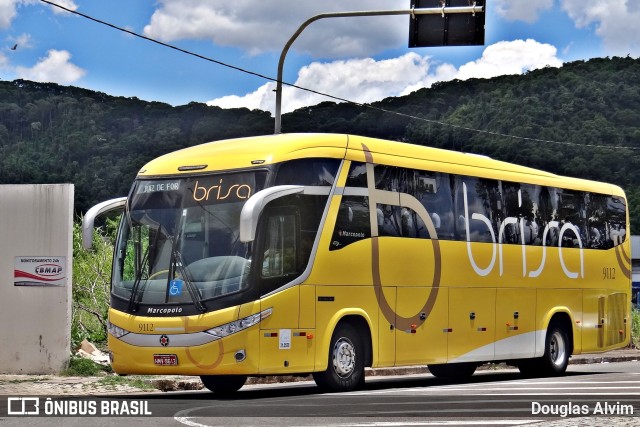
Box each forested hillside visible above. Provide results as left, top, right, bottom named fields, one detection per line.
left=1, top=56, right=639, bottom=232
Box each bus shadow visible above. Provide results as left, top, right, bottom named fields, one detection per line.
left=130, top=368, right=607, bottom=401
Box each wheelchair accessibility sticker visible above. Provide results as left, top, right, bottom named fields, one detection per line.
left=168, top=279, right=183, bottom=296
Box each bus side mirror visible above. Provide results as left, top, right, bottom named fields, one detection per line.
left=81, top=197, right=127, bottom=250
left=239, top=185, right=332, bottom=243
left=239, top=186, right=304, bottom=243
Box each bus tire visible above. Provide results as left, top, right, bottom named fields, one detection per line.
left=540, top=321, right=570, bottom=375
left=313, top=322, right=365, bottom=392
left=200, top=375, right=247, bottom=394
left=427, top=362, right=477, bottom=379
left=519, top=321, right=570, bottom=377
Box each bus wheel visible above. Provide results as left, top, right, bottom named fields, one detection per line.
left=313, top=322, right=365, bottom=392
left=200, top=375, right=247, bottom=394
left=519, top=321, right=569, bottom=377
left=540, top=322, right=570, bottom=375
left=427, top=362, right=477, bottom=379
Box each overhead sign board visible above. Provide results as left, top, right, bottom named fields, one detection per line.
left=409, top=0, right=485, bottom=48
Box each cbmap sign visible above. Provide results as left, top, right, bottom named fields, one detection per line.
left=14, top=257, right=67, bottom=286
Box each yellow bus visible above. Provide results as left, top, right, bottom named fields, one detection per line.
left=83, top=133, right=631, bottom=393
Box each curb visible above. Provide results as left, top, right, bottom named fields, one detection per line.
left=569, top=354, right=640, bottom=365
left=150, top=352, right=640, bottom=392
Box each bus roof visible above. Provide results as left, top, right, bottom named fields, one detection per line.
left=137, top=133, right=623, bottom=197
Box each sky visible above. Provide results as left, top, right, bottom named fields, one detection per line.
left=1, top=1, right=639, bottom=116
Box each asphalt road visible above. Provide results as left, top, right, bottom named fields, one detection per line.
left=3, top=361, right=639, bottom=426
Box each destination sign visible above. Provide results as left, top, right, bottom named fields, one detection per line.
left=137, top=181, right=181, bottom=194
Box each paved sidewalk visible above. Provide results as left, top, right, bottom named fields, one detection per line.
left=1, top=349, right=638, bottom=396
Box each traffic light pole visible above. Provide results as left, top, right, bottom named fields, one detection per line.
left=273, top=4, right=484, bottom=134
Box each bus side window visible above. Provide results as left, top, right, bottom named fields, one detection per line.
left=557, top=189, right=586, bottom=248
left=377, top=204, right=401, bottom=237
left=538, top=186, right=559, bottom=246
left=586, top=193, right=608, bottom=249
left=401, top=207, right=428, bottom=238
left=606, top=196, right=627, bottom=247
left=275, top=158, right=340, bottom=186
left=416, top=172, right=454, bottom=240
left=502, top=182, right=541, bottom=246
left=520, top=184, right=541, bottom=246
left=330, top=196, right=371, bottom=250
left=454, top=176, right=501, bottom=243
left=345, top=162, right=368, bottom=187
left=258, top=207, right=299, bottom=295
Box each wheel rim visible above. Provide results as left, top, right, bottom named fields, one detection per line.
left=549, top=331, right=566, bottom=367
left=332, top=337, right=356, bottom=378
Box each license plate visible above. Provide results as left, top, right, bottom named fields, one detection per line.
left=153, top=354, right=178, bottom=366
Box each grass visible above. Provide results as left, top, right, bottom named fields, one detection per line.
left=61, top=356, right=155, bottom=391
left=98, top=375, right=155, bottom=390
left=62, top=357, right=112, bottom=377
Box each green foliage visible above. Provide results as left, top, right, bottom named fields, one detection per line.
left=632, top=308, right=640, bottom=349
left=0, top=83, right=273, bottom=214
left=284, top=57, right=640, bottom=233
left=62, top=356, right=112, bottom=377
left=1, top=57, right=640, bottom=231
left=71, top=219, right=117, bottom=348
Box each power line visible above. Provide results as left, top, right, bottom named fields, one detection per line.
left=39, top=0, right=640, bottom=151
left=38, top=1, right=357, bottom=105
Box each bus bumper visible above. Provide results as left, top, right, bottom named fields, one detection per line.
left=107, top=330, right=260, bottom=376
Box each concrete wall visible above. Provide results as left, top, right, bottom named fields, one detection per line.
left=0, top=185, right=73, bottom=374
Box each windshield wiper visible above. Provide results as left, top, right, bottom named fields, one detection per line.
left=170, top=246, right=207, bottom=313
left=168, top=210, right=206, bottom=313
left=127, top=241, right=151, bottom=313
left=127, top=224, right=161, bottom=312
left=124, top=195, right=148, bottom=312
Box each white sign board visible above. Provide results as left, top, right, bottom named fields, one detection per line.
left=14, top=256, right=67, bottom=286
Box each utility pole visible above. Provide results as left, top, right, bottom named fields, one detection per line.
left=273, top=3, right=485, bottom=134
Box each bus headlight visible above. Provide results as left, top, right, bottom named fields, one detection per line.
left=206, top=308, right=272, bottom=338
left=108, top=321, right=130, bottom=339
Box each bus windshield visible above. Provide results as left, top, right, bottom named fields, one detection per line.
left=113, top=172, right=267, bottom=311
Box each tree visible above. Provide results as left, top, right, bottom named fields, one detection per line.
left=71, top=219, right=116, bottom=347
